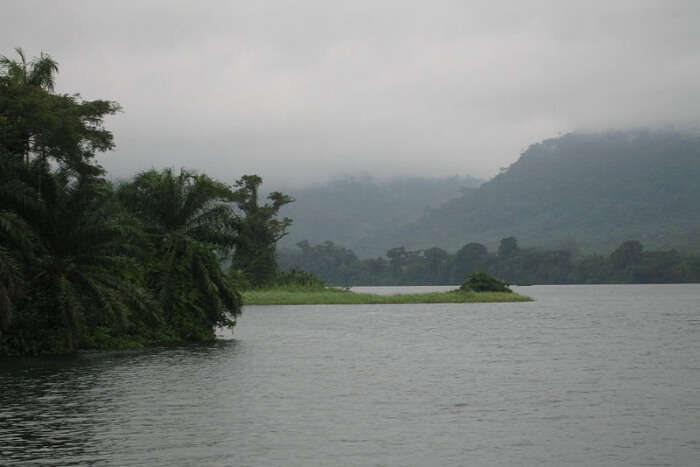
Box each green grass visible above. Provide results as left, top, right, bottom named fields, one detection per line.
left=242, top=286, right=532, bottom=305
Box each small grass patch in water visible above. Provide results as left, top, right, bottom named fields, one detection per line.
left=242, top=286, right=532, bottom=305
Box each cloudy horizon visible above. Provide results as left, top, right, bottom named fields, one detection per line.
left=3, top=0, right=699, bottom=188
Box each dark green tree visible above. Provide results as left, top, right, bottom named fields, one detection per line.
left=460, top=272, right=512, bottom=292
left=0, top=218, right=25, bottom=333
left=118, top=168, right=241, bottom=341
left=450, top=242, right=489, bottom=283
left=0, top=48, right=120, bottom=174
left=1, top=161, right=153, bottom=353
left=286, top=240, right=362, bottom=285
left=423, top=247, right=449, bottom=284
left=498, top=237, right=519, bottom=258
left=231, top=175, right=294, bottom=286
left=1, top=50, right=138, bottom=354
left=610, top=240, right=643, bottom=269
left=0, top=154, right=31, bottom=334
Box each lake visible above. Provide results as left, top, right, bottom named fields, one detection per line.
left=1, top=284, right=699, bottom=466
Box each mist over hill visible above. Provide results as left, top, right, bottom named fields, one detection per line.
left=277, top=175, right=482, bottom=257
left=361, top=131, right=700, bottom=255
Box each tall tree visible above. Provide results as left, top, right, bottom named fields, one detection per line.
left=1, top=50, right=138, bottom=354
left=0, top=48, right=120, bottom=174
left=498, top=237, right=519, bottom=258
left=450, top=242, right=490, bottom=283
left=231, top=175, right=294, bottom=286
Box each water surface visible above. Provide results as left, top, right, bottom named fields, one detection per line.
left=1, top=285, right=699, bottom=466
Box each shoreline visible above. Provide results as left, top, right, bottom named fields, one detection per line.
left=242, top=287, right=532, bottom=305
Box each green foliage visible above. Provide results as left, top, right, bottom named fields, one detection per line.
left=450, top=243, right=489, bottom=283
left=460, top=272, right=512, bottom=293
left=231, top=174, right=294, bottom=287
left=1, top=50, right=252, bottom=356
left=269, top=269, right=326, bottom=289
left=498, top=237, right=519, bottom=258
left=0, top=50, right=143, bottom=354
left=0, top=48, right=120, bottom=175
left=280, top=237, right=700, bottom=286
left=359, top=131, right=700, bottom=255
left=229, top=268, right=252, bottom=291
left=279, top=240, right=367, bottom=285
left=117, top=168, right=242, bottom=341
left=610, top=240, right=643, bottom=269
left=0, top=243, right=23, bottom=333
left=0, top=156, right=159, bottom=354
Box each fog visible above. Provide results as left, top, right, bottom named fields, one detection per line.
left=3, top=0, right=699, bottom=187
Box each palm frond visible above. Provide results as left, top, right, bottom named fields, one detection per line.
left=28, top=52, right=58, bottom=91
left=57, top=275, right=83, bottom=349
left=0, top=245, right=24, bottom=331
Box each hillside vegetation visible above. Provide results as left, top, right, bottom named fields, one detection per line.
left=278, top=175, right=481, bottom=257
left=364, top=131, right=700, bottom=254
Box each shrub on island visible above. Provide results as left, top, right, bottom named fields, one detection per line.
left=267, top=269, right=327, bottom=289
left=460, top=272, right=512, bottom=293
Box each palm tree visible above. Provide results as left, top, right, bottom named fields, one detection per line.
left=0, top=243, right=23, bottom=334
left=22, top=165, right=157, bottom=351
left=0, top=154, right=157, bottom=353
left=0, top=47, right=58, bottom=90
left=2, top=49, right=165, bottom=354
left=1, top=48, right=59, bottom=165
left=118, top=168, right=241, bottom=340
left=0, top=48, right=120, bottom=173
left=0, top=149, right=38, bottom=342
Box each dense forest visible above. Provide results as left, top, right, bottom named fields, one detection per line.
left=0, top=50, right=291, bottom=356
left=278, top=174, right=481, bottom=258
left=330, top=131, right=700, bottom=256
left=278, top=237, right=700, bottom=286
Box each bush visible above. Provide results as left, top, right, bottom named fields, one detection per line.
left=270, top=269, right=326, bottom=289
left=230, top=268, right=252, bottom=290
left=460, top=272, right=512, bottom=293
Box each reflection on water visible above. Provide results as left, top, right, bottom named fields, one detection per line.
left=1, top=285, right=699, bottom=466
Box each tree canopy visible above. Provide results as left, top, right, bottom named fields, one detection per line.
left=118, top=168, right=242, bottom=340
left=0, top=48, right=120, bottom=174
left=1, top=50, right=292, bottom=355
left=231, top=174, right=294, bottom=287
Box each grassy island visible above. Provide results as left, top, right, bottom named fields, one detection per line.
left=242, top=286, right=532, bottom=305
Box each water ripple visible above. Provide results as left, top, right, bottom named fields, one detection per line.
left=1, top=285, right=699, bottom=466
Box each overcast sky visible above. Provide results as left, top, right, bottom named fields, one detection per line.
left=3, top=0, right=699, bottom=188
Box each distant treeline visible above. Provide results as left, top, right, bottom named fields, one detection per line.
left=278, top=237, right=700, bottom=286
left=1, top=50, right=291, bottom=355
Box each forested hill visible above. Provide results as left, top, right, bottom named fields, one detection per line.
left=277, top=175, right=482, bottom=257
left=363, top=131, right=700, bottom=254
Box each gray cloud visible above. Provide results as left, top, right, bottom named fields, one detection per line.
left=3, top=0, right=699, bottom=187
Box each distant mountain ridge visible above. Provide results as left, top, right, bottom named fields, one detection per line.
left=278, top=175, right=482, bottom=257
left=363, top=131, right=700, bottom=254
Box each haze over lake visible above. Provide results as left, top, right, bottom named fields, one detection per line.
left=2, top=285, right=699, bottom=466
left=4, top=1, right=700, bottom=187
left=2, top=2, right=700, bottom=465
